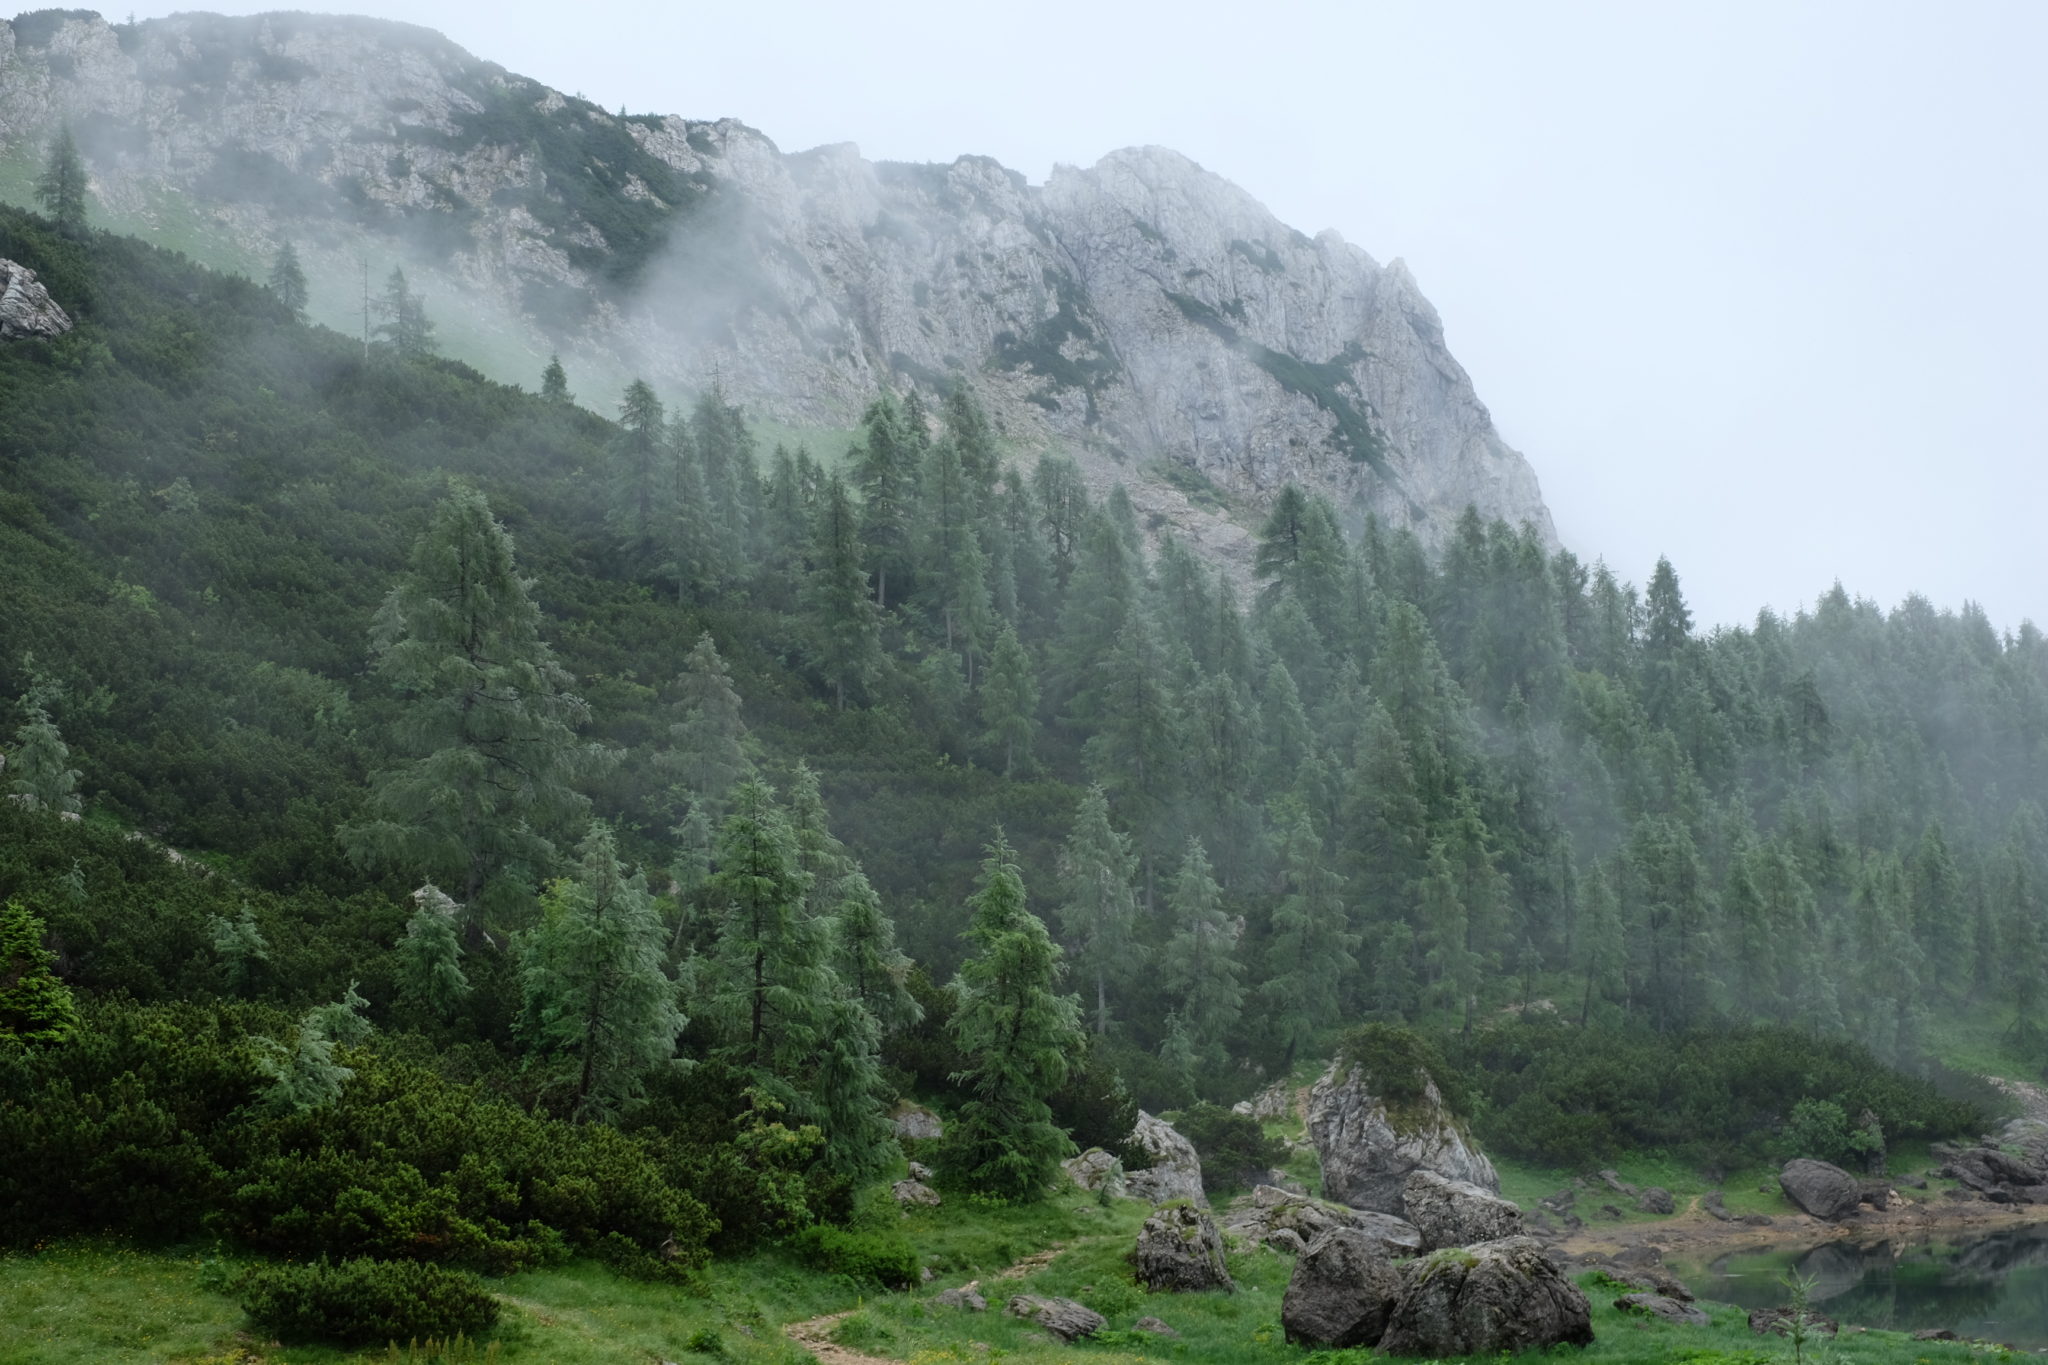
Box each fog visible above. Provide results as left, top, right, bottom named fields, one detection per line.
left=111, top=0, right=2048, bottom=630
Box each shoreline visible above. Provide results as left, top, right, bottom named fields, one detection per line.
left=1556, top=1192, right=2048, bottom=1262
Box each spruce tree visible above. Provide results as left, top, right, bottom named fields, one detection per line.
left=978, top=621, right=1039, bottom=776
left=854, top=395, right=916, bottom=609
left=0, top=900, right=78, bottom=1046
left=828, top=868, right=923, bottom=1034
left=802, top=471, right=882, bottom=709
left=1158, top=838, right=1242, bottom=1068
left=373, top=266, right=436, bottom=357
left=8, top=699, right=82, bottom=814
left=339, top=485, right=603, bottom=923
left=267, top=240, right=309, bottom=320
left=517, top=824, right=683, bottom=1117
left=34, top=125, right=87, bottom=237
left=1264, top=802, right=1359, bottom=1066
left=1055, top=786, right=1141, bottom=1035
left=396, top=883, right=471, bottom=1017
left=609, top=379, right=668, bottom=561
left=702, top=782, right=826, bottom=1075
left=540, top=354, right=572, bottom=403
left=939, top=834, right=1083, bottom=1200
left=666, top=632, right=753, bottom=822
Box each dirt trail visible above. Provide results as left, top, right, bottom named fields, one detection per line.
left=782, top=1242, right=1070, bottom=1364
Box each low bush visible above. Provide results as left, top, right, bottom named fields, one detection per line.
left=786, top=1223, right=919, bottom=1288
left=235, top=1256, right=498, bottom=1345
left=1170, top=1102, right=1288, bottom=1195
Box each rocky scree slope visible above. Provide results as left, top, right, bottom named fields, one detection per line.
left=0, top=8, right=1555, bottom=566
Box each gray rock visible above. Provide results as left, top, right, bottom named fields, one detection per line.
left=1133, top=1202, right=1234, bottom=1293
left=1702, top=1190, right=1732, bottom=1222
left=1779, top=1159, right=1862, bottom=1221
left=1615, top=1293, right=1708, bottom=1326
left=1605, top=1267, right=1695, bottom=1303
left=1004, top=1295, right=1104, bottom=1342
left=1377, top=1237, right=1594, bottom=1358
left=891, top=1179, right=941, bottom=1207
left=1131, top=1316, right=1179, bottom=1338
left=1221, top=1184, right=1422, bottom=1258
left=1307, top=1059, right=1499, bottom=1215
left=1637, top=1186, right=1675, bottom=1216
left=1062, top=1147, right=1127, bottom=1196
left=0, top=260, right=71, bottom=342
left=891, top=1104, right=943, bottom=1140
left=931, top=1286, right=987, bottom=1311
left=1241, top=1081, right=1297, bottom=1122
left=1124, top=1110, right=1207, bottom=1206
left=1263, top=1228, right=1309, bottom=1255
left=1401, top=1170, right=1523, bottom=1252
left=907, top=1160, right=932, bottom=1181
left=1596, top=1169, right=1638, bottom=1197
left=1280, top=1228, right=1404, bottom=1348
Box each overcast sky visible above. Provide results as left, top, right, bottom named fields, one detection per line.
left=122, top=0, right=2048, bottom=629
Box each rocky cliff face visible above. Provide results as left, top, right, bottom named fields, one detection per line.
left=0, top=10, right=1556, bottom=562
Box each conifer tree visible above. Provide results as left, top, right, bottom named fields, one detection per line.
left=256, top=1012, right=354, bottom=1115
left=1081, top=619, right=1179, bottom=876
left=340, top=485, right=603, bottom=923
left=1031, top=454, right=1090, bottom=590
left=809, top=990, right=896, bottom=1182
left=854, top=395, right=916, bottom=609
left=518, top=824, right=683, bottom=1117
left=396, top=883, right=471, bottom=1017
left=1159, top=838, right=1242, bottom=1067
left=828, top=869, right=923, bottom=1034
left=34, top=125, right=87, bottom=237
left=0, top=900, right=78, bottom=1045
left=802, top=471, right=882, bottom=709
left=8, top=697, right=82, bottom=814
left=1056, top=786, right=1142, bottom=1035
left=703, top=782, right=825, bottom=1075
left=979, top=621, right=1040, bottom=776
left=540, top=353, right=571, bottom=403
left=609, top=379, right=668, bottom=561
left=665, top=632, right=753, bottom=821
left=209, top=904, right=271, bottom=996
left=1264, top=802, right=1359, bottom=1065
left=374, top=266, right=436, bottom=357
left=786, top=761, right=853, bottom=912
left=691, top=387, right=758, bottom=560
left=267, top=240, right=309, bottom=320
left=1572, top=861, right=1628, bottom=1024
left=939, top=834, right=1083, bottom=1200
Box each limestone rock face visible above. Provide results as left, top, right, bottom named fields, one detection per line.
left=1377, top=1237, right=1594, bottom=1358
left=1280, top=1228, right=1405, bottom=1348
left=1132, top=1202, right=1234, bottom=1293
left=1124, top=1110, right=1207, bottom=1206
left=1778, top=1159, right=1862, bottom=1221
left=0, top=12, right=1557, bottom=574
left=1308, top=1060, right=1499, bottom=1215
left=0, top=259, right=71, bottom=340
left=1401, top=1170, right=1522, bottom=1252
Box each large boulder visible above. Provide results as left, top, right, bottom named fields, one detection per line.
left=1377, top=1237, right=1594, bottom=1358
left=1402, top=1170, right=1522, bottom=1251
left=891, top=1179, right=941, bottom=1207
left=1307, top=1059, right=1498, bottom=1214
left=1778, top=1159, right=1862, bottom=1221
left=1124, top=1110, right=1207, bottom=1206
left=891, top=1103, right=943, bottom=1140
left=1233, top=1080, right=1297, bottom=1121
left=0, top=260, right=71, bottom=342
left=1221, top=1184, right=1422, bottom=1258
left=1133, top=1202, right=1234, bottom=1292
left=1615, top=1293, right=1708, bottom=1326
left=1005, top=1295, right=1104, bottom=1342
left=1062, top=1147, right=1127, bottom=1196
left=1280, top=1228, right=1405, bottom=1347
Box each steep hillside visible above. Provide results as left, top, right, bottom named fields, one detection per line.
left=0, top=8, right=1553, bottom=568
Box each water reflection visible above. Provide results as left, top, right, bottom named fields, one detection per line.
left=1675, top=1226, right=2048, bottom=1348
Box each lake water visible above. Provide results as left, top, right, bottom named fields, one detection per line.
left=1674, top=1225, right=2048, bottom=1349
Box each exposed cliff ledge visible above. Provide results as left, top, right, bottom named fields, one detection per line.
left=0, top=10, right=1556, bottom=564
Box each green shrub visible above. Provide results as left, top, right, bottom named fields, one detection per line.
left=786, top=1223, right=919, bottom=1289
left=235, top=1256, right=498, bottom=1345
left=1170, top=1102, right=1288, bottom=1195
left=1340, top=1023, right=1470, bottom=1124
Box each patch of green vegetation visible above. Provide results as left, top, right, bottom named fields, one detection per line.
left=1165, top=291, right=1387, bottom=469
left=989, top=266, right=1121, bottom=422
left=1149, top=459, right=1229, bottom=511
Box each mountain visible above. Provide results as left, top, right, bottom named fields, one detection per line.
left=0, top=8, right=1553, bottom=565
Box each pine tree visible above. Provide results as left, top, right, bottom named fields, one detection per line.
left=517, top=824, right=684, bottom=1118
left=609, top=380, right=668, bottom=561
left=339, top=485, right=603, bottom=923
left=809, top=990, right=897, bottom=1183
left=1055, top=786, right=1142, bottom=1035
left=802, top=471, right=882, bottom=709
left=1159, top=838, right=1242, bottom=1067
left=267, top=240, right=309, bottom=320
left=396, top=883, right=471, bottom=1017
left=666, top=632, right=753, bottom=822
left=786, top=761, right=853, bottom=912
left=939, top=834, right=1083, bottom=1200
left=702, top=782, right=825, bottom=1076
left=540, top=354, right=572, bottom=404
left=979, top=621, right=1040, bottom=776
left=1263, top=802, right=1359, bottom=1066
left=8, top=699, right=82, bottom=814
left=828, top=869, right=923, bottom=1034
left=1572, top=861, right=1627, bottom=1024
left=0, top=900, right=78, bottom=1045
left=373, top=266, right=436, bottom=358
left=854, top=395, right=917, bottom=609
left=209, top=904, right=271, bottom=996
left=34, top=125, right=87, bottom=237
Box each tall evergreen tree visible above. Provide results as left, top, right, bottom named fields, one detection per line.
left=801, top=472, right=882, bottom=709
left=267, top=240, right=308, bottom=320
left=373, top=266, right=436, bottom=358
left=1158, top=838, right=1242, bottom=1068
left=396, top=883, right=471, bottom=1018
left=8, top=698, right=82, bottom=814
left=979, top=621, right=1040, bottom=776
left=34, top=125, right=87, bottom=237
left=1264, top=802, right=1359, bottom=1065
left=1055, top=786, right=1142, bottom=1035
left=0, top=900, right=78, bottom=1045
left=702, top=782, right=825, bottom=1075
left=609, top=380, right=669, bottom=562
left=665, top=632, right=753, bottom=820
left=828, top=869, right=923, bottom=1034
left=540, top=353, right=571, bottom=403
left=854, top=395, right=916, bottom=609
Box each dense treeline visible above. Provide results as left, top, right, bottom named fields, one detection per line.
left=1, top=195, right=2041, bottom=1249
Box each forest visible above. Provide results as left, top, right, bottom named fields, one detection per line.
left=1, top=193, right=2043, bottom=1352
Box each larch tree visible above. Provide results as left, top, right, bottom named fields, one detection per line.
left=8, top=697, right=82, bottom=815
left=828, top=868, right=923, bottom=1035
left=34, top=125, right=87, bottom=237
left=978, top=621, right=1039, bottom=776
left=801, top=471, right=882, bottom=709
left=517, top=823, right=683, bottom=1118
left=702, top=782, right=826, bottom=1077
left=396, top=883, right=471, bottom=1018
left=339, top=484, right=604, bottom=925
left=785, top=761, right=853, bottom=913
left=374, top=266, right=436, bottom=358
left=608, top=379, right=669, bottom=562
left=1158, top=837, right=1242, bottom=1069
left=854, top=395, right=916, bottom=609
left=1263, top=801, right=1359, bottom=1066
left=1055, top=785, right=1141, bottom=1035
left=665, top=631, right=753, bottom=823
left=267, top=240, right=309, bottom=321
left=939, top=833, right=1083, bottom=1201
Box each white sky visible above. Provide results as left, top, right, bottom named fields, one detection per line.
left=119, top=1, right=2048, bottom=630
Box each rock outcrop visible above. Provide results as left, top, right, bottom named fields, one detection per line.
left=1221, top=1184, right=1423, bottom=1258
left=1280, top=1228, right=1405, bottom=1348
left=1132, top=1202, right=1234, bottom=1293
left=1401, top=1170, right=1522, bottom=1252
left=1307, top=1058, right=1499, bottom=1214
left=1376, top=1238, right=1594, bottom=1358
left=0, top=11, right=1557, bottom=571
left=1778, top=1159, right=1862, bottom=1221
left=1005, top=1295, right=1104, bottom=1342
left=1062, top=1147, right=1126, bottom=1196
left=1615, top=1293, right=1708, bottom=1327
left=1934, top=1121, right=2048, bottom=1204
left=0, top=258, right=71, bottom=340
left=1124, top=1110, right=1206, bottom=1206
left=891, top=1104, right=943, bottom=1140
left=890, top=1178, right=940, bottom=1207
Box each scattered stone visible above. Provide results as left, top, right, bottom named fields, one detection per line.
left=1748, top=1306, right=1839, bottom=1337
left=1133, top=1202, right=1234, bottom=1293
left=892, top=1104, right=943, bottom=1140
left=1306, top=1057, right=1499, bottom=1214
left=1236, top=1080, right=1297, bottom=1122
left=1004, top=1295, right=1104, bottom=1342
left=0, top=260, right=72, bottom=342
left=908, top=1160, right=933, bottom=1181
left=1611, top=1245, right=1665, bottom=1268
left=1124, top=1110, right=1207, bottom=1205
left=1377, top=1237, right=1594, bottom=1358
left=1598, top=1203, right=1623, bottom=1220
left=1779, top=1159, right=1863, bottom=1221
left=1280, top=1228, right=1404, bottom=1348
left=1220, top=1184, right=1422, bottom=1258
left=1401, top=1169, right=1523, bottom=1251
left=1538, top=1186, right=1577, bottom=1213
left=921, top=1266, right=934, bottom=1283
left=932, top=1286, right=987, bottom=1311
left=1063, top=1148, right=1127, bottom=1196
left=891, top=1179, right=941, bottom=1207
left=1859, top=1182, right=1892, bottom=1211
left=1615, top=1293, right=1708, bottom=1326
left=1741, top=1214, right=1775, bottom=1226
left=1596, top=1169, right=1639, bottom=1197
left=1263, top=1228, right=1308, bottom=1256
left=1912, top=1327, right=1960, bottom=1341
left=1132, top=1316, right=1180, bottom=1338
left=1637, top=1186, right=1675, bottom=1215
